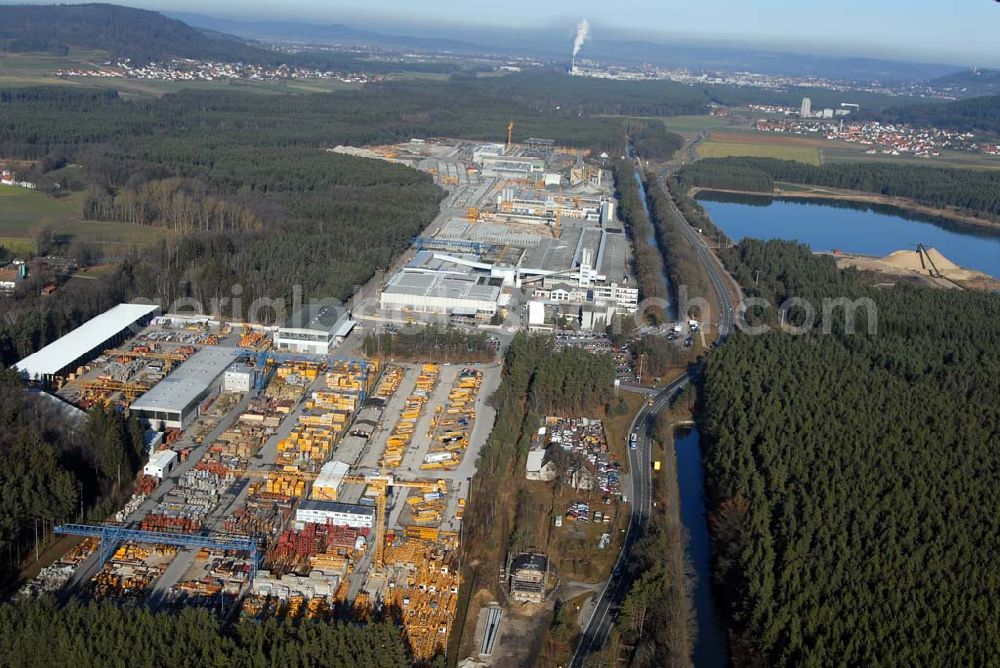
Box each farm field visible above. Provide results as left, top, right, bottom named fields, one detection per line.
left=0, top=187, right=167, bottom=251
left=698, top=133, right=823, bottom=165
left=697, top=128, right=1000, bottom=170
left=659, top=114, right=736, bottom=134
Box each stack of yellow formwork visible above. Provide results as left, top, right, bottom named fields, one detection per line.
left=264, top=474, right=307, bottom=498
left=276, top=361, right=323, bottom=381
left=374, top=365, right=404, bottom=400
left=382, top=364, right=439, bottom=469
left=276, top=424, right=336, bottom=469
left=326, top=360, right=371, bottom=394
left=385, top=541, right=460, bottom=662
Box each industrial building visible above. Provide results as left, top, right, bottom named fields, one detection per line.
left=274, top=304, right=353, bottom=355
left=508, top=552, right=549, bottom=604
left=143, top=449, right=178, bottom=479
left=223, top=363, right=258, bottom=393
left=13, top=303, right=160, bottom=383
left=129, top=346, right=241, bottom=430
left=380, top=272, right=502, bottom=317
left=295, top=500, right=375, bottom=529
left=310, top=460, right=351, bottom=501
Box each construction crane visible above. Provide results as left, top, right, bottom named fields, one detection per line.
left=228, top=469, right=446, bottom=574
left=506, top=119, right=514, bottom=151
left=466, top=207, right=479, bottom=222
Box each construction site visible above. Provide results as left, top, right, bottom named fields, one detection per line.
left=13, top=301, right=501, bottom=663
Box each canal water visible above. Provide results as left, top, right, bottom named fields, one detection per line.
left=674, top=427, right=728, bottom=668
left=698, top=194, right=1000, bottom=279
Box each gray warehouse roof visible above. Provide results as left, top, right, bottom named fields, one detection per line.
left=131, top=346, right=240, bottom=413
left=281, top=304, right=347, bottom=333
left=14, top=303, right=159, bottom=379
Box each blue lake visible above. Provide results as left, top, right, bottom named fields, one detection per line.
left=697, top=194, right=1000, bottom=279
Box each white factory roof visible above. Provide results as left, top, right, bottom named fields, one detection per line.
left=14, top=303, right=159, bottom=378
left=131, top=346, right=240, bottom=413
left=313, top=460, right=350, bottom=490
left=383, top=272, right=501, bottom=302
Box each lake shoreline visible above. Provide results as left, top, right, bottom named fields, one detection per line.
left=688, top=186, right=1000, bottom=234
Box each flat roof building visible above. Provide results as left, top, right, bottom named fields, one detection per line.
left=274, top=304, right=351, bottom=355
left=296, top=500, right=375, bottom=529
left=143, top=449, right=178, bottom=480
left=130, top=346, right=240, bottom=431
left=380, top=272, right=501, bottom=316
left=14, top=303, right=159, bottom=383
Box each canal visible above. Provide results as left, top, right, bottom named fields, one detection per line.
left=674, top=427, right=728, bottom=667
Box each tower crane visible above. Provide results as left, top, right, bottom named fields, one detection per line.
left=506, top=119, right=514, bottom=151
left=227, top=468, right=446, bottom=574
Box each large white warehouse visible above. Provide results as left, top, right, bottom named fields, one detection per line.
left=14, top=303, right=159, bottom=383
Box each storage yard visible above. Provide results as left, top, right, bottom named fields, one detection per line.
left=14, top=300, right=501, bottom=663
left=10, top=132, right=626, bottom=664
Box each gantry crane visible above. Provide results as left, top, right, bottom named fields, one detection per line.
left=228, top=468, right=446, bottom=574
left=103, top=348, right=190, bottom=373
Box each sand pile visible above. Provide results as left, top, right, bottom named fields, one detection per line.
left=881, top=247, right=960, bottom=273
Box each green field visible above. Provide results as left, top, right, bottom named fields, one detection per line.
left=698, top=140, right=822, bottom=165
left=0, top=187, right=166, bottom=250
left=0, top=187, right=81, bottom=233
left=659, top=115, right=735, bottom=134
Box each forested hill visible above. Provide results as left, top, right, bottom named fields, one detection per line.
left=0, top=3, right=284, bottom=65
left=926, top=68, right=1000, bottom=98
left=869, top=94, right=1000, bottom=136
left=700, top=239, right=1000, bottom=665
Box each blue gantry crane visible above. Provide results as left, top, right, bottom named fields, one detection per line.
left=54, top=524, right=260, bottom=580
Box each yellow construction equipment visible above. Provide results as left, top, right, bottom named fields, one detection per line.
left=506, top=119, right=514, bottom=151
left=84, top=379, right=153, bottom=404
left=229, top=468, right=445, bottom=574
left=466, top=207, right=479, bottom=222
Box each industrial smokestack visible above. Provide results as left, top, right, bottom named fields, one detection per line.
left=572, top=19, right=590, bottom=58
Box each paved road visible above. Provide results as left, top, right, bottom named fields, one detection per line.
left=570, top=166, right=739, bottom=666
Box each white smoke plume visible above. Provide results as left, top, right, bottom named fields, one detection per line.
left=573, top=19, right=590, bottom=57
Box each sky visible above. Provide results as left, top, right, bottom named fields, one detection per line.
left=17, top=1, right=1000, bottom=65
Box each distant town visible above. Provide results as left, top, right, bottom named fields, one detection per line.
left=749, top=97, right=999, bottom=158
left=569, top=59, right=965, bottom=100
left=54, top=58, right=379, bottom=84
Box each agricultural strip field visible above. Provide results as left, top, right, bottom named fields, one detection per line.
left=697, top=130, right=823, bottom=165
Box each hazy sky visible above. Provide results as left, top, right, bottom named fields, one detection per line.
left=23, top=1, right=1000, bottom=65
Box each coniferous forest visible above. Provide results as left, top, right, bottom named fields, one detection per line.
left=699, top=239, right=1000, bottom=665
left=0, top=597, right=413, bottom=667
